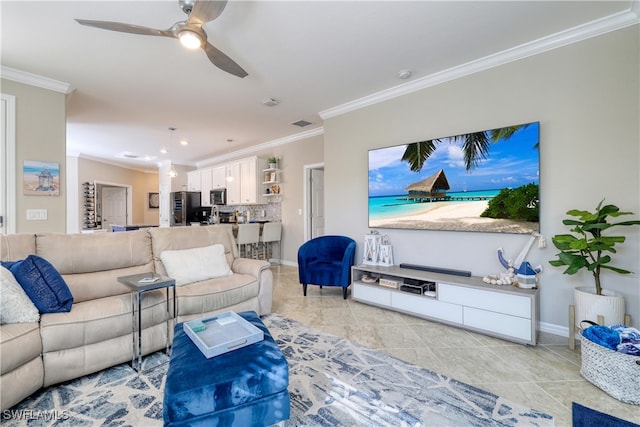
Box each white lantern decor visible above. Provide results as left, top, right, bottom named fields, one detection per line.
left=363, top=232, right=381, bottom=265
left=378, top=235, right=394, bottom=266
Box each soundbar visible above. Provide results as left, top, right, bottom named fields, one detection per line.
left=398, top=263, right=472, bottom=277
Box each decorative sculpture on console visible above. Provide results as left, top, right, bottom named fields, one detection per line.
left=484, top=233, right=545, bottom=287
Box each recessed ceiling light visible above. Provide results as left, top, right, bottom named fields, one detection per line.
left=180, top=139, right=189, bottom=146
left=160, top=148, right=168, bottom=154
left=397, top=69, right=412, bottom=80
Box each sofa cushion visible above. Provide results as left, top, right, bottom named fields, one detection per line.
left=176, top=273, right=259, bottom=317
left=39, top=290, right=169, bottom=352
left=0, top=322, right=42, bottom=375
left=36, top=230, right=153, bottom=274
left=160, top=244, right=232, bottom=286
left=7, top=255, right=73, bottom=313
left=149, top=226, right=237, bottom=276
left=0, top=233, right=36, bottom=262
left=0, top=266, right=39, bottom=324
left=36, top=231, right=154, bottom=303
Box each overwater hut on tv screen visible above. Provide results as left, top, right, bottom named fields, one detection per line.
left=367, top=122, right=540, bottom=234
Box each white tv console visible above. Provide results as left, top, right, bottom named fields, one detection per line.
left=351, top=264, right=539, bottom=345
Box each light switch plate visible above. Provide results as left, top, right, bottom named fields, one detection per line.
left=26, top=209, right=47, bottom=220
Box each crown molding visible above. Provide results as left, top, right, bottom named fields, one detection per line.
left=196, top=126, right=324, bottom=168
left=71, top=152, right=159, bottom=174
left=0, top=66, right=72, bottom=94
left=319, top=7, right=640, bottom=120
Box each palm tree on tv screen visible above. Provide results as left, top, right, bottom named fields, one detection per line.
left=401, top=124, right=534, bottom=173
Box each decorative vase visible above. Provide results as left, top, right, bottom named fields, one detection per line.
left=574, top=287, right=625, bottom=329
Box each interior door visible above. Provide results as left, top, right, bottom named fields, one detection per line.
left=0, top=94, right=16, bottom=235
left=102, top=186, right=127, bottom=230
left=311, top=168, right=325, bottom=238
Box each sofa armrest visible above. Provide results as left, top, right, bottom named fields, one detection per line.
left=232, top=258, right=273, bottom=315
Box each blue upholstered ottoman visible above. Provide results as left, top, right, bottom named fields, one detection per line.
left=163, top=311, right=290, bottom=427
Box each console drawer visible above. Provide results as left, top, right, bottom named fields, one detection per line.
left=438, top=284, right=531, bottom=318
left=464, top=307, right=532, bottom=341
left=352, top=283, right=391, bottom=306
left=393, top=292, right=462, bottom=324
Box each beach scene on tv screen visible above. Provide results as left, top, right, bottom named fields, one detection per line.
left=368, top=122, right=540, bottom=234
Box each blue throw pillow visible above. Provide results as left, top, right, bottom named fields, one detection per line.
left=8, top=255, right=73, bottom=313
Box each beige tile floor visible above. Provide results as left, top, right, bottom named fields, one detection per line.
left=270, top=265, right=640, bottom=427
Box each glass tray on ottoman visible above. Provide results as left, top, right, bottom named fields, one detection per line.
left=183, top=311, right=264, bottom=358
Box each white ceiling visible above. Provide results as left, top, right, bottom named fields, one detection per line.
left=1, top=1, right=637, bottom=171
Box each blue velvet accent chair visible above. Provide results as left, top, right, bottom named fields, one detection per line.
left=297, top=235, right=356, bottom=299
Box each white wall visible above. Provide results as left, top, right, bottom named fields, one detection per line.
left=323, top=25, right=640, bottom=332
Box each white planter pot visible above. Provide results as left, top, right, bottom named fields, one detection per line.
left=574, top=287, right=625, bottom=329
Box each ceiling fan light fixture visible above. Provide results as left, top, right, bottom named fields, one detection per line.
left=179, top=30, right=202, bottom=49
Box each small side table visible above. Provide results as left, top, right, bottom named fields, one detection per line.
left=118, top=273, right=176, bottom=372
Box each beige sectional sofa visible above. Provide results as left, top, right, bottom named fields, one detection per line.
left=0, top=225, right=273, bottom=410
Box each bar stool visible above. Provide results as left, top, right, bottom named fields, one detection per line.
left=236, top=223, right=261, bottom=259
left=260, top=222, right=282, bottom=264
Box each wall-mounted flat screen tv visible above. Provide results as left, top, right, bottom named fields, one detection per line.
left=368, top=121, right=539, bottom=234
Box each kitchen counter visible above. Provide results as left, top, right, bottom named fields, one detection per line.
left=111, top=224, right=159, bottom=231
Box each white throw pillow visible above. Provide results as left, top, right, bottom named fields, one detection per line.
left=160, top=244, right=232, bottom=286
left=0, top=266, right=40, bottom=324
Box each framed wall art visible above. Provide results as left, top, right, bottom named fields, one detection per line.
left=368, top=121, right=540, bottom=234
left=148, top=192, right=160, bottom=209
left=23, top=160, right=60, bottom=196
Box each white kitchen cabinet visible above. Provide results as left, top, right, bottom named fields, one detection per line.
left=226, top=157, right=266, bottom=205
left=239, top=158, right=257, bottom=204
left=225, top=162, right=241, bottom=205
left=187, top=170, right=201, bottom=191
left=190, top=157, right=267, bottom=206
left=200, top=168, right=213, bottom=206
left=211, top=166, right=226, bottom=189
left=351, top=264, right=538, bottom=345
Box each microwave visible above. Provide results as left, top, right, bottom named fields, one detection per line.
left=210, top=188, right=227, bottom=205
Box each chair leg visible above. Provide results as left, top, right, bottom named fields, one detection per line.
left=343, top=287, right=348, bottom=299
left=303, top=284, right=307, bottom=296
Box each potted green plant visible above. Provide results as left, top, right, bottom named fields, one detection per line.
left=549, top=199, right=640, bottom=326
left=267, top=156, right=278, bottom=169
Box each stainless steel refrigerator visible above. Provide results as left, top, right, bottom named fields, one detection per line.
left=170, top=191, right=201, bottom=226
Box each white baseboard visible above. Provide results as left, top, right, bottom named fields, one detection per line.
left=539, top=321, right=570, bottom=337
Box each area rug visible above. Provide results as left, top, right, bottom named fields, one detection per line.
left=3, top=314, right=553, bottom=426
left=572, top=402, right=639, bottom=427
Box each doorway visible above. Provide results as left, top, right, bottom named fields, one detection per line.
left=0, top=94, right=16, bottom=234
left=303, top=163, right=325, bottom=241
left=94, top=182, right=132, bottom=231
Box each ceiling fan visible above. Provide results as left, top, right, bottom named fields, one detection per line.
left=75, top=0, right=248, bottom=78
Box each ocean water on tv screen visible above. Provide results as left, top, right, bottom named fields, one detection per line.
left=368, top=189, right=500, bottom=221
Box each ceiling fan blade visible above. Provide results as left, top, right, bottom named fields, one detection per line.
left=75, top=19, right=174, bottom=38
left=187, top=0, right=228, bottom=25
left=202, top=41, right=248, bottom=78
